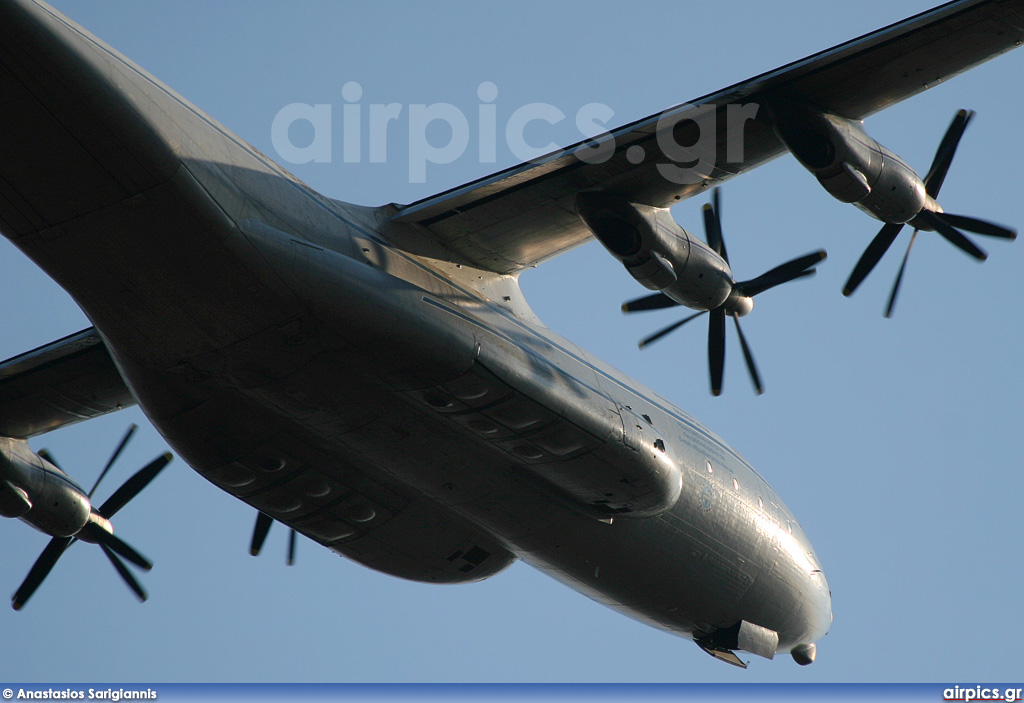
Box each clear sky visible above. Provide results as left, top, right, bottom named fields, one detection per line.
left=2, top=0, right=1023, bottom=684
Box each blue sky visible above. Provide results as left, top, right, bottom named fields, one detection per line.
left=2, top=0, right=1023, bottom=684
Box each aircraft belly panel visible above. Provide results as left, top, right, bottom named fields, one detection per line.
left=150, top=385, right=516, bottom=584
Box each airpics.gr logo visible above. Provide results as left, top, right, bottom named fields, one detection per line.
left=270, top=81, right=760, bottom=184
left=943, top=685, right=1024, bottom=702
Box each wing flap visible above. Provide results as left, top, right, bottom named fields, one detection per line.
left=393, top=0, right=1024, bottom=274
left=0, top=328, right=136, bottom=439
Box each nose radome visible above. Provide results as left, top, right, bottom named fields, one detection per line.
left=791, top=643, right=816, bottom=665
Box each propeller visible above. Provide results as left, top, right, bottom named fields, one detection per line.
left=12, top=425, right=172, bottom=610
left=623, top=190, right=826, bottom=395
left=250, top=512, right=297, bottom=565
left=843, top=110, right=1016, bottom=316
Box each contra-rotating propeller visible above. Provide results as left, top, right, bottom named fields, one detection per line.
left=250, top=511, right=298, bottom=566
left=12, top=425, right=172, bottom=610
left=623, top=190, right=826, bottom=395
left=843, top=110, right=1017, bottom=316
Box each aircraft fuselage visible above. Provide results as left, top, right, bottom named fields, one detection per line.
left=0, top=0, right=831, bottom=663
left=11, top=130, right=831, bottom=660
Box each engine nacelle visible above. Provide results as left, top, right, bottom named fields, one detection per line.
left=575, top=192, right=734, bottom=311
left=770, top=103, right=928, bottom=224
left=0, top=436, right=91, bottom=537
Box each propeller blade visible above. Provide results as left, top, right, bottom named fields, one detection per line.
left=251, top=512, right=273, bottom=556
left=885, top=230, right=919, bottom=319
left=12, top=536, right=74, bottom=610
left=621, top=292, right=677, bottom=313
left=99, top=544, right=148, bottom=603
left=288, top=529, right=297, bottom=566
left=708, top=309, right=726, bottom=396
left=638, top=310, right=706, bottom=349
left=37, top=448, right=61, bottom=471
left=713, top=188, right=728, bottom=265
left=703, top=190, right=729, bottom=264
left=89, top=424, right=138, bottom=498
left=98, top=452, right=172, bottom=519
left=739, top=250, right=827, bottom=297
left=88, top=529, right=152, bottom=572
left=923, top=109, right=973, bottom=198
left=917, top=210, right=986, bottom=260
left=731, top=315, right=763, bottom=395
left=938, top=213, right=1016, bottom=239
left=843, top=222, right=905, bottom=296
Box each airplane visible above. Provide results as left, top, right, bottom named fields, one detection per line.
left=0, top=0, right=1021, bottom=671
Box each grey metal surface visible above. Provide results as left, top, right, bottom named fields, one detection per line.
left=4, top=0, right=1017, bottom=663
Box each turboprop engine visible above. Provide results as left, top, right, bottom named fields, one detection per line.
left=1, top=426, right=171, bottom=610
left=770, top=101, right=1015, bottom=315
left=575, top=191, right=738, bottom=313
left=770, top=103, right=929, bottom=223
left=575, top=190, right=825, bottom=395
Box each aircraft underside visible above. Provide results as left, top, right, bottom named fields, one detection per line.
left=4, top=0, right=1021, bottom=671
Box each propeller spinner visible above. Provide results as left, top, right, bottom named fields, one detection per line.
left=623, top=190, right=826, bottom=395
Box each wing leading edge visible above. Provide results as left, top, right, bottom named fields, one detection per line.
left=392, top=0, right=1024, bottom=274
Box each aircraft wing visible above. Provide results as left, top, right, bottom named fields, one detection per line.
left=0, top=328, right=136, bottom=439
left=392, top=0, right=1024, bottom=274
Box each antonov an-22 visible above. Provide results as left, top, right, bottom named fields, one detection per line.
left=0, top=0, right=1019, bottom=668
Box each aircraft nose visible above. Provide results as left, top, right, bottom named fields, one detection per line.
left=784, top=567, right=832, bottom=665
left=806, top=567, right=833, bottom=646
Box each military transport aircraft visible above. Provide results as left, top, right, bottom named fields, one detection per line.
left=0, top=0, right=1020, bottom=670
